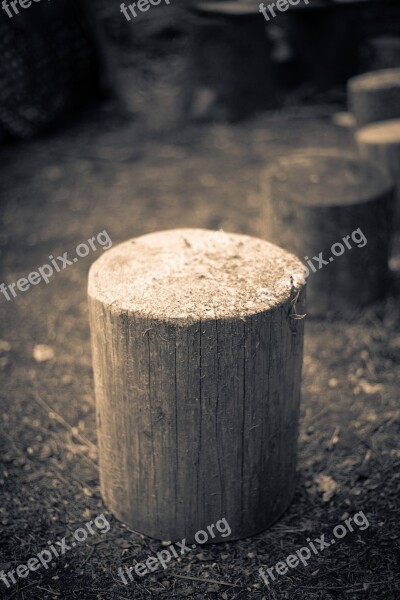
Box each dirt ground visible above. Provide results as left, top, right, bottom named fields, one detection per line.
left=0, top=101, right=399, bottom=600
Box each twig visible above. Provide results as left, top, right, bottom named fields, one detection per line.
left=172, top=574, right=241, bottom=588
left=381, top=459, right=400, bottom=474
left=36, top=587, right=61, bottom=596
left=0, top=427, right=30, bottom=460
left=299, top=578, right=398, bottom=592
left=32, top=391, right=97, bottom=453
left=7, top=582, right=37, bottom=599
left=82, top=546, right=95, bottom=566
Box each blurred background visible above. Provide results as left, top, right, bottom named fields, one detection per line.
left=1, top=0, right=400, bottom=138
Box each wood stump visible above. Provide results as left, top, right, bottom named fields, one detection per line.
left=365, top=36, right=400, bottom=72
left=348, top=68, right=400, bottom=128
left=185, top=2, right=276, bottom=121
left=263, top=151, right=395, bottom=316
left=88, top=229, right=306, bottom=542
left=278, top=0, right=364, bottom=91
left=356, top=119, right=400, bottom=222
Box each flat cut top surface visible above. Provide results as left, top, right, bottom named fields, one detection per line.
left=88, top=229, right=305, bottom=322
left=267, top=151, right=392, bottom=207
left=356, top=119, right=400, bottom=145
left=349, top=68, right=400, bottom=91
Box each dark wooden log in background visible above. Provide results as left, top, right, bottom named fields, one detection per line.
left=365, top=36, right=400, bottom=72
left=276, top=0, right=364, bottom=90
left=356, top=119, right=400, bottom=222
left=88, top=229, right=306, bottom=541
left=184, top=2, right=276, bottom=121
left=348, top=68, right=400, bottom=128
left=263, top=151, right=395, bottom=317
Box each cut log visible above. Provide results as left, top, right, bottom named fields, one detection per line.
left=365, top=36, right=400, bottom=72
left=184, top=2, right=276, bottom=121
left=263, top=151, right=395, bottom=316
left=348, top=68, right=400, bottom=128
left=278, top=0, right=364, bottom=91
left=88, top=229, right=306, bottom=542
left=356, top=119, right=400, bottom=222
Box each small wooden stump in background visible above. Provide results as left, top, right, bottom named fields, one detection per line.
left=185, top=2, right=276, bottom=121
left=356, top=119, right=400, bottom=222
left=348, top=68, right=400, bottom=128
left=365, top=36, right=400, bottom=72
left=278, top=0, right=364, bottom=91
left=88, top=229, right=306, bottom=542
left=263, top=151, right=395, bottom=316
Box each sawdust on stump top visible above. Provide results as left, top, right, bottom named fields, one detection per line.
left=88, top=229, right=304, bottom=323
left=349, top=68, right=400, bottom=91
left=267, top=150, right=392, bottom=207
left=356, top=119, right=400, bottom=145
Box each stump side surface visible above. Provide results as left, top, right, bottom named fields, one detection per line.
left=348, top=69, right=400, bottom=128
left=88, top=228, right=305, bottom=322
